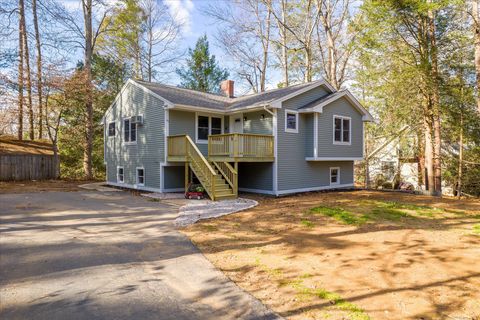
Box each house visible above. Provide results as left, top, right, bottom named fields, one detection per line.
left=102, top=78, right=374, bottom=200
left=363, top=126, right=421, bottom=190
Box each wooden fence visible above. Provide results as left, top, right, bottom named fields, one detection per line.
left=0, top=154, right=59, bottom=181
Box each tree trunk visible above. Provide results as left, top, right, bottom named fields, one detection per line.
left=281, top=0, right=289, bottom=86
left=32, top=0, right=43, bottom=139
left=260, top=7, right=271, bottom=92
left=473, top=0, right=480, bottom=113
left=17, top=0, right=24, bottom=141
left=457, top=112, right=463, bottom=198
left=19, top=0, right=34, bottom=140
left=82, top=0, right=94, bottom=180
left=423, top=115, right=435, bottom=195
left=305, top=46, right=313, bottom=82
left=428, top=2, right=442, bottom=195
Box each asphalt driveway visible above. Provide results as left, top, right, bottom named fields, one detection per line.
left=0, top=190, right=278, bottom=320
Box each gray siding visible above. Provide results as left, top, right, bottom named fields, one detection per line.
left=283, top=86, right=329, bottom=110
left=169, top=109, right=225, bottom=155
left=163, top=165, right=184, bottom=190
left=277, top=85, right=358, bottom=191
left=243, top=110, right=273, bottom=135
left=238, top=163, right=273, bottom=191
left=317, top=97, right=363, bottom=158
left=104, top=82, right=165, bottom=190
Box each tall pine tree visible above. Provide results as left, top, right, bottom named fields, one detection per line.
left=176, top=35, right=229, bottom=93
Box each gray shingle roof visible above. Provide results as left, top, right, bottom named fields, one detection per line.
left=297, top=90, right=344, bottom=110
left=133, top=79, right=324, bottom=111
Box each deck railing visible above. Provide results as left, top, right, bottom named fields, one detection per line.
left=212, top=161, right=238, bottom=196
left=208, top=133, right=274, bottom=159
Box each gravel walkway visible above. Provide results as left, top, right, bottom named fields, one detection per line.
left=175, top=198, right=258, bottom=227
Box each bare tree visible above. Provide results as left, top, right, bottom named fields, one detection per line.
left=140, top=0, right=182, bottom=82
left=32, top=0, right=43, bottom=138
left=472, top=0, right=480, bottom=113
left=17, top=0, right=24, bottom=140
left=267, top=0, right=321, bottom=82
left=316, top=0, right=356, bottom=89
left=19, top=0, right=34, bottom=140
left=205, top=0, right=272, bottom=92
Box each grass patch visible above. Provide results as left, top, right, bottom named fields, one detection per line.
left=367, top=207, right=410, bottom=221
left=147, top=198, right=160, bottom=202
left=201, top=224, right=218, bottom=231
left=301, top=219, right=315, bottom=228
left=309, top=206, right=370, bottom=225
left=473, top=224, right=480, bottom=235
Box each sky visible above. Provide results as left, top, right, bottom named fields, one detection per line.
left=58, top=0, right=246, bottom=88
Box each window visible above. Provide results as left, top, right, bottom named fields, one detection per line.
left=196, top=114, right=223, bottom=143
left=123, top=118, right=137, bottom=143
left=136, top=168, right=145, bottom=186
left=197, top=116, right=209, bottom=141
left=117, top=167, right=124, bottom=183
left=285, top=110, right=298, bottom=133
left=108, top=122, right=115, bottom=137
left=330, top=167, right=340, bottom=185
left=333, top=115, right=351, bottom=144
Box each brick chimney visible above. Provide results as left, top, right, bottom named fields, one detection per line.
left=220, top=80, right=234, bottom=98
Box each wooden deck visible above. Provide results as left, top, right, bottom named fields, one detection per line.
left=207, top=133, right=274, bottom=162
left=167, top=133, right=275, bottom=162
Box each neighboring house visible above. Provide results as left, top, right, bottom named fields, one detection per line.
left=365, top=127, right=421, bottom=190
left=102, top=78, right=374, bottom=200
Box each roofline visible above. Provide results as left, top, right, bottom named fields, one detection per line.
left=102, top=79, right=173, bottom=122
left=170, top=103, right=270, bottom=114
left=298, top=90, right=374, bottom=122
left=270, top=79, right=336, bottom=109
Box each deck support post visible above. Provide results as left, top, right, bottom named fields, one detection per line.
left=184, top=162, right=189, bottom=192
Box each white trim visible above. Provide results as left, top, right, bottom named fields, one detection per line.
left=238, top=187, right=276, bottom=195
left=164, top=109, right=169, bottom=163
left=306, top=157, right=363, bottom=161
left=272, top=109, right=278, bottom=195
left=117, top=166, right=124, bottom=183
left=229, top=112, right=244, bottom=133
left=276, top=183, right=354, bottom=195
left=284, top=109, right=299, bottom=133
left=333, top=115, right=351, bottom=145
left=270, top=79, right=336, bottom=108
left=330, top=167, right=340, bottom=186
left=313, top=113, right=318, bottom=158
left=299, top=90, right=374, bottom=122
left=136, top=167, right=145, bottom=186
left=195, top=112, right=224, bottom=144
left=107, top=181, right=161, bottom=193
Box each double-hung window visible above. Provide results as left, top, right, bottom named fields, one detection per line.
left=117, top=167, right=124, bottom=183
left=136, top=168, right=145, bottom=186
left=330, top=167, right=340, bottom=185
left=196, top=114, right=223, bottom=143
left=285, top=110, right=299, bottom=133
left=333, top=115, right=351, bottom=144
left=124, top=118, right=137, bottom=143
left=108, top=122, right=115, bottom=137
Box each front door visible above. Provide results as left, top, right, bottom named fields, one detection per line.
left=231, top=114, right=243, bottom=133
left=230, top=114, right=243, bottom=156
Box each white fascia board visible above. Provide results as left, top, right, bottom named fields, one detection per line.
left=305, top=157, right=364, bottom=161
left=299, top=90, right=374, bottom=122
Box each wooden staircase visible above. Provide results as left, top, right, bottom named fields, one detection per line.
left=171, top=135, right=238, bottom=201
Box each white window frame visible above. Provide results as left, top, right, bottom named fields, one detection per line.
left=333, top=115, right=351, bottom=145
left=195, top=113, right=224, bottom=144
left=117, top=166, right=124, bottom=183
left=136, top=167, right=145, bottom=186
left=330, top=167, right=340, bottom=186
left=123, top=117, right=137, bottom=145
left=284, top=109, right=299, bottom=133
left=108, top=121, right=116, bottom=137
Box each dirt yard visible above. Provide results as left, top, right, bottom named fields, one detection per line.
left=183, top=190, right=480, bottom=320
left=0, top=180, right=94, bottom=193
